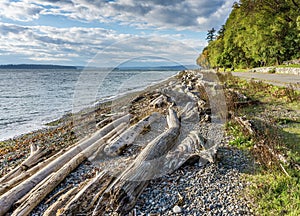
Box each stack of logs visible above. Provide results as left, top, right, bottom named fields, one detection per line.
left=0, top=70, right=225, bottom=216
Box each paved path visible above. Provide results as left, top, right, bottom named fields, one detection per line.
left=232, top=72, right=300, bottom=90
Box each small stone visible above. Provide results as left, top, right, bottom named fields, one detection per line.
left=173, top=205, right=182, bottom=213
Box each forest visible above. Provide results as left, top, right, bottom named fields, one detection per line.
left=197, top=0, right=300, bottom=69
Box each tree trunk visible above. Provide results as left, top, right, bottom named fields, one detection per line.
left=43, top=187, right=79, bottom=216
left=0, top=148, right=66, bottom=196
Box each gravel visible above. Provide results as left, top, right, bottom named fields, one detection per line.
left=134, top=145, right=254, bottom=216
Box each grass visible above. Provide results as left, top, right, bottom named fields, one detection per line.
left=218, top=72, right=300, bottom=216
left=246, top=172, right=300, bottom=216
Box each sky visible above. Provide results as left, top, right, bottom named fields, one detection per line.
left=0, top=0, right=235, bottom=67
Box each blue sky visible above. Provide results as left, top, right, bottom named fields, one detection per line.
left=0, top=0, right=235, bottom=67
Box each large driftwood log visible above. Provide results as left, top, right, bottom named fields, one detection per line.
left=43, top=178, right=92, bottom=216
left=104, top=112, right=161, bottom=156
left=11, top=118, right=130, bottom=216
left=162, top=131, right=205, bottom=174
left=0, top=114, right=131, bottom=216
left=92, top=108, right=180, bottom=215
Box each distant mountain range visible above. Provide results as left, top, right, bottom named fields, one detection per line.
left=0, top=64, right=199, bottom=71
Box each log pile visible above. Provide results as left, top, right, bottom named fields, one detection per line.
left=0, top=70, right=226, bottom=216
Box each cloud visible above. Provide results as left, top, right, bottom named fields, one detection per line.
left=0, top=0, right=43, bottom=22
left=0, top=22, right=204, bottom=66
left=0, top=0, right=235, bottom=31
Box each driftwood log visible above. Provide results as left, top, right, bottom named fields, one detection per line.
left=104, top=112, right=161, bottom=156
left=10, top=118, right=130, bottom=216
left=0, top=114, right=131, bottom=216
left=92, top=107, right=180, bottom=215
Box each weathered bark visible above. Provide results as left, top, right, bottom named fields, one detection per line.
left=0, top=114, right=131, bottom=216
left=11, top=118, right=130, bottom=216
left=44, top=185, right=72, bottom=205
left=92, top=108, right=180, bottom=215
left=43, top=178, right=92, bottom=216
left=162, top=131, right=205, bottom=174
left=104, top=112, right=161, bottom=156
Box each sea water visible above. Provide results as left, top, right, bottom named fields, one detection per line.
left=0, top=69, right=178, bottom=141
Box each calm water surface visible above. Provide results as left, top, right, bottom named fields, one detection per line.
left=0, top=69, right=178, bottom=140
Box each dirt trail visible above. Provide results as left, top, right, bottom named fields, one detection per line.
left=233, top=72, right=300, bottom=90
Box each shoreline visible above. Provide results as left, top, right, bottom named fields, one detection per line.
left=0, top=70, right=180, bottom=142
left=0, top=71, right=181, bottom=176
left=0, top=70, right=254, bottom=215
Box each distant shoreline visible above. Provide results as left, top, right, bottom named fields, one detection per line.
left=0, top=64, right=78, bottom=70
left=0, top=64, right=199, bottom=71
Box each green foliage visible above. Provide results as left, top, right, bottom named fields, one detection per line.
left=247, top=172, right=300, bottom=216
left=268, top=68, right=276, bottom=73
left=198, top=0, right=300, bottom=69
left=226, top=121, right=254, bottom=149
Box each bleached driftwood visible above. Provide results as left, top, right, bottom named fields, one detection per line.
left=43, top=187, right=79, bottom=216
left=96, top=112, right=125, bottom=128
left=89, top=122, right=129, bottom=161
left=10, top=117, right=131, bottom=216
left=162, top=131, right=205, bottom=174
left=104, top=112, right=161, bottom=156
left=92, top=108, right=180, bottom=215
left=0, top=144, right=50, bottom=184
left=0, top=114, right=131, bottom=216
left=149, top=95, right=167, bottom=108
left=57, top=171, right=114, bottom=215
left=0, top=148, right=64, bottom=196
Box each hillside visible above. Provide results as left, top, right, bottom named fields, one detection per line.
left=197, top=0, right=300, bottom=69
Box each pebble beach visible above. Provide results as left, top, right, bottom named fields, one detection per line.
left=0, top=70, right=255, bottom=215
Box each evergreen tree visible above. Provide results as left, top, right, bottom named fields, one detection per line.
left=206, top=28, right=216, bottom=42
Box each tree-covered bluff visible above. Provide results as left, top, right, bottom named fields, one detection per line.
left=197, top=0, right=300, bottom=70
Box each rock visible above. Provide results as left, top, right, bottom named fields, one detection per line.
left=173, top=205, right=182, bottom=213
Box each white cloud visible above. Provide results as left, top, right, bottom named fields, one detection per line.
left=0, top=0, right=235, bottom=31
left=0, top=0, right=43, bottom=21
left=0, top=22, right=204, bottom=66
